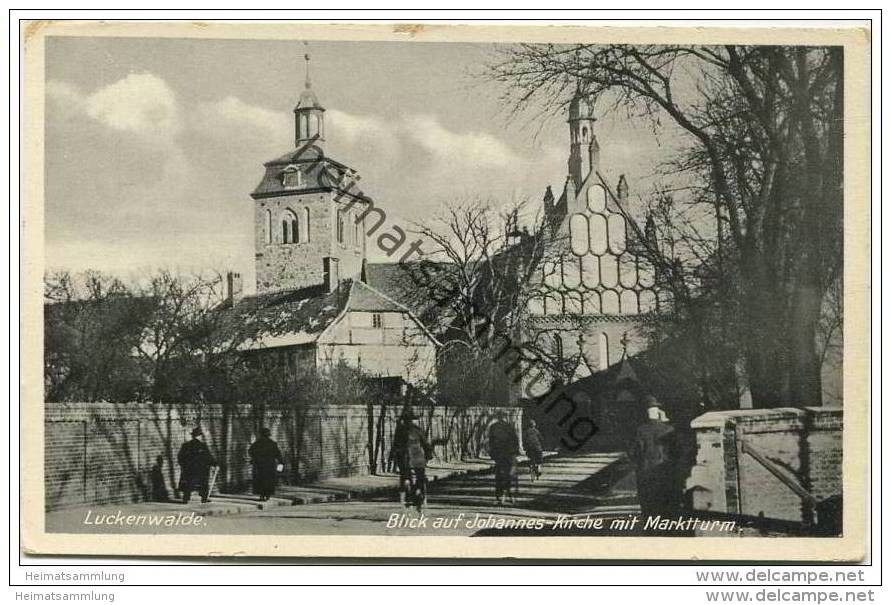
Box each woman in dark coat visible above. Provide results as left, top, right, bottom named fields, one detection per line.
left=249, top=427, right=284, bottom=501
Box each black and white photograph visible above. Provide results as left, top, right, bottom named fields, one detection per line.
left=20, top=20, right=870, bottom=561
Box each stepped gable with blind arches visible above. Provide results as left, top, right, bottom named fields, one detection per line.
left=520, top=89, right=668, bottom=392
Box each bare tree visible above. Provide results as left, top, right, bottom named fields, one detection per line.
left=44, top=270, right=150, bottom=403
left=401, top=197, right=590, bottom=454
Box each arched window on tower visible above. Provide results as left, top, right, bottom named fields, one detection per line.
left=282, top=209, right=300, bottom=244
left=302, top=207, right=311, bottom=243
left=336, top=209, right=346, bottom=245
left=264, top=209, right=272, bottom=245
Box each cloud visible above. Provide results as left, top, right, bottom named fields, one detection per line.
left=45, top=74, right=566, bottom=281
left=84, top=73, right=180, bottom=140
left=325, top=109, right=521, bottom=170
left=46, top=81, right=84, bottom=114
left=48, top=73, right=181, bottom=144
left=403, top=114, right=520, bottom=168
left=194, top=96, right=289, bottom=143
left=326, top=109, right=390, bottom=143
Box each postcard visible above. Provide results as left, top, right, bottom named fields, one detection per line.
left=20, top=20, right=870, bottom=560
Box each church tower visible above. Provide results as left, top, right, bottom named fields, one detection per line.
left=250, top=52, right=368, bottom=294
left=524, top=87, right=666, bottom=395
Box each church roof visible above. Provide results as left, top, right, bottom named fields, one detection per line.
left=295, top=86, right=324, bottom=111
left=251, top=149, right=370, bottom=201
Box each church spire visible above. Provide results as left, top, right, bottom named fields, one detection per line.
left=303, top=47, right=314, bottom=92
left=294, top=44, right=325, bottom=147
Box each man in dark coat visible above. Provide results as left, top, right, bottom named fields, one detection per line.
left=629, top=395, right=678, bottom=517
left=177, top=427, right=217, bottom=504
left=391, top=409, right=432, bottom=509
left=488, top=410, right=520, bottom=505
left=522, top=420, right=545, bottom=482
left=249, top=427, right=284, bottom=501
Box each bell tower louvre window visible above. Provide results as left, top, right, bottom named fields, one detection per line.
left=281, top=209, right=300, bottom=244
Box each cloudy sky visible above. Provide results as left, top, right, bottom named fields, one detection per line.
left=45, top=36, right=675, bottom=291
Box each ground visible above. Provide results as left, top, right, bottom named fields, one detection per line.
left=45, top=453, right=719, bottom=537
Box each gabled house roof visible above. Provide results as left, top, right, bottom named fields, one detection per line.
left=230, top=281, right=350, bottom=349
left=231, top=278, right=437, bottom=350
left=363, top=261, right=458, bottom=336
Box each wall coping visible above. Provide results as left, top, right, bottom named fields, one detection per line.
left=44, top=401, right=513, bottom=422
left=690, top=406, right=843, bottom=431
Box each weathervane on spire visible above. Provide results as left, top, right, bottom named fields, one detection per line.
left=303, top=41, right=312, bottom=89
left=293, top=41, right=324, bottom=144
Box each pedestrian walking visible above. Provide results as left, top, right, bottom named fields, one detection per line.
left=488, top=409, right=520, bottom=506
left=249, top=427, right=284, bottom=501
left=248, top=427, right=284, bottom=502
left=391, top=409, right=433, bottom=511
left=629, top=395, right=679, bottom=518
left=177, top=427, right=217, bottom=504
left=522, top=420, right=545, bottom=482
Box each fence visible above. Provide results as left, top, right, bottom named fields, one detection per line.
left=44, top=401, right=521, bottom=511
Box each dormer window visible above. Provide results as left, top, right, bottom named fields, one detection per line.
left=281, top=165, right=303, bottom=189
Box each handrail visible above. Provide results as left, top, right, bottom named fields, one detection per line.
left=739, top=438, right=818, bottom=507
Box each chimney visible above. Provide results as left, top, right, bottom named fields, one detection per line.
left=225, top=271, right=243, bottom=306
left=323, top=257, right=340, bottom=293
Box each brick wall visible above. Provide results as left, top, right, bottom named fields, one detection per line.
left=254, top=192, right=336, bottom=293
left=44, top=401, right=521, bottom=511
left=254, top=193, right=366, bottom=294
left=686, top=407, right=843, bottom=525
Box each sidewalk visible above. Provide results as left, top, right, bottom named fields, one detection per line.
left=222, top=452, right=558, bottom=506
left=46, top=452, right=559, bottom=531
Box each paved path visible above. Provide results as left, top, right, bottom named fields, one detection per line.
left=45, top=452, right=635, bottom=536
